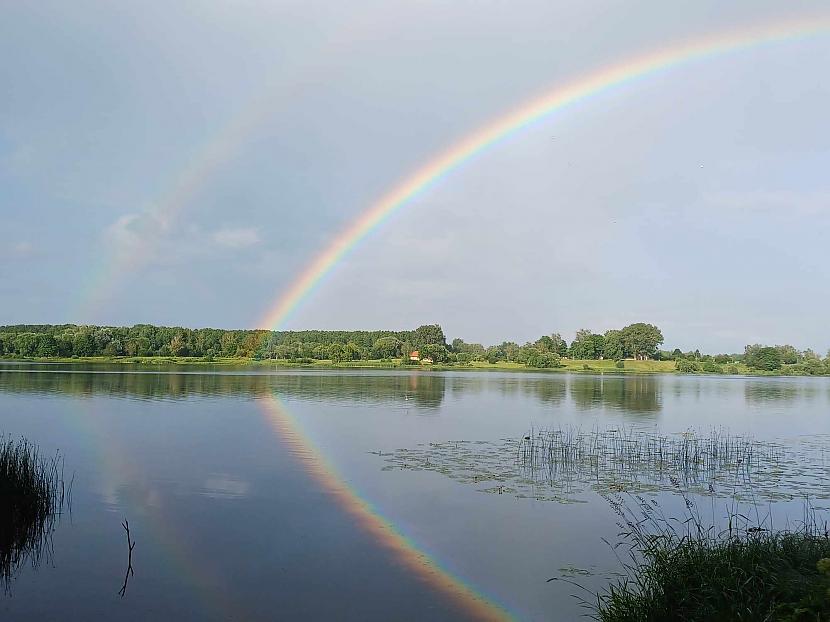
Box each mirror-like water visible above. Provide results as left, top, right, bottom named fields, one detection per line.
left=1, top=363, right=829, bottom=620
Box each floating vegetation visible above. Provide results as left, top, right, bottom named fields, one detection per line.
left=379, top=427, right=830, bottom=503
left=0, top=435, right=71, bottom=592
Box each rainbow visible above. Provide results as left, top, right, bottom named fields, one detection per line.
left=259, top=14, right=830, bottom=330
left=258, top=392, right=513, bottom=621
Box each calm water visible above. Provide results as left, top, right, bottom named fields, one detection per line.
left=1, top=363, right=829, bottom=620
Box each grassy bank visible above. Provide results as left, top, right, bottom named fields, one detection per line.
left=593, top=496, right=830, bottom=621
left=0, top=355, right=789, bottom=376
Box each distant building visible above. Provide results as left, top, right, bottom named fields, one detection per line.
left=421, top=357, right=433, bottom=364
left=409, top=350, right=420, bottom=361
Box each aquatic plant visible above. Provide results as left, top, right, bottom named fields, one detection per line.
left=591, top=493, right=830, bottom=621
left=0, top=435, right=70, bottom=591
left=517, top=426, right=783, bottom=492
left=381, top=426, right=822, bottom=504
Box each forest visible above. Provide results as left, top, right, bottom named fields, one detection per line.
left=1, top=322, right=828, bottom=374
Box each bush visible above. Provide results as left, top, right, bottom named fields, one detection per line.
left=527, top=351, right=560, bottom=369
left=675, top=359, right=700, bottom=373
left=701, top=361, right=723, bottom=373
left=615, top=360, right=625, bottom=369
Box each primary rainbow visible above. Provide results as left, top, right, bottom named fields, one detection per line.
left=258, top=392, right=513, bottom=620
left=259, top=14, right=830, bottom=330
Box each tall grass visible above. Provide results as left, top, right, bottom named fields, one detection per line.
left=592, top=492, right=830, bottom=621
left=0, top=435, right=70, bottom=590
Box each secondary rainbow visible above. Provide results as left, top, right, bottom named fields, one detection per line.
left=259, top=14, right=830, bottom=330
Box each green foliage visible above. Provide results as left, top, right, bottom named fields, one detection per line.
left=451, top=338, right=485, bottom=359
left=615, top=360, right=625, bottom=369
left=419, top=343, right=449, bottom=363
left=523, top=348, right=560, bottom=368
left=372, top=337, right=401, bottom=359
left=570, top=330, right=605, bottom=359
left=676, top=359, right=701, bottom=373
left=595, top=497, right=830, bottom=622
left=603, top=330, right=625, bottom=360
left=412, top=324, right=446, bottom=348
left=1, top=436, right=69, bottom=589
left=745, top=345, right=783, bottom=371
left=620, top=323, right=664, bottom=360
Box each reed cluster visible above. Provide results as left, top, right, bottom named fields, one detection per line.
left=518, top=427, right=781, bottom=489
left=0, top=435, right=70, bottom=589
left=592, top=494, right=830, bottom=621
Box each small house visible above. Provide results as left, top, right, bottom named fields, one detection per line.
left=409, top=350, right=420, bottom=361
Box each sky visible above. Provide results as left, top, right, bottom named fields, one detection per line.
left=1, top=0, right=828, bottom=352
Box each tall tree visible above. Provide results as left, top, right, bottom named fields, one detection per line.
left=620, top=323, right=663, bottom=360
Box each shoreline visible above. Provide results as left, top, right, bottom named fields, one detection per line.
left=0, top=356, right=821, bottom=378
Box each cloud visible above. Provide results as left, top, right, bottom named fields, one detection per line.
left=11, top=241, right=33, bottom=255
left=104, top=211, right=169, bottom=251
left=211, top=226, right=261, bottom=249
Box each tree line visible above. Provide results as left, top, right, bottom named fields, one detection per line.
left=0, top=322, right=663, bottom=367
left=0, top=323, right=444, bottom=362
left=1, top=322, right=828, bottom=374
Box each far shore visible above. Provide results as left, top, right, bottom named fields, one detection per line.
left=0, top=356, right=819, bottom=378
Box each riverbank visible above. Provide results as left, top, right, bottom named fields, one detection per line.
left=1, top=355, right=821, bottom=377
left=594, top=497, right=830, bottom=621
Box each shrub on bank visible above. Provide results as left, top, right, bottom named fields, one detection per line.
left=595, top=496, right=830, bottom=622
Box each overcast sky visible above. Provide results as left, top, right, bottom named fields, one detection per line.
left=2, top=0, right=829, bottom=352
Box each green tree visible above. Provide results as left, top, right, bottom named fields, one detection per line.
left=373, top=337, right=401, bottom=358
left=420, top=343, right=449, bottom=363
left=603, top=330, right=625, bottom=360
left=412, top=324, right=446, bottom=347
left=328, top=343, right=345, bottom=362
left=550, top=333, right=568, bottom=357
left=775, top=344, right=800, bottom=365
left=569, top=330, right=605, bottom=359
left=745, top=345, right=782, bottom=371
left=620, top=323, right=663, bottom=360
left=71, top=331, right=95, bottom=357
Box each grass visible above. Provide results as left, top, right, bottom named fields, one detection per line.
left=0, top=436, right=70, bottom=590
left=591, top=493, right=830, bottom=621
left=2, top=354, right=769, bottom=376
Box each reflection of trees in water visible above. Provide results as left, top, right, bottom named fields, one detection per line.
left=520, top=378, right=567, bottom=406
left=275, top=372, right=446, bottom=409
left=569, top=375, right=661, bottom=414
left=0, top=368, right=447, bottom=409
left=744, top=380, right=821, bottom=404
left=0, top=437, right=70, bottom=593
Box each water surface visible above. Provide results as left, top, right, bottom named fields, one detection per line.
left=1, top=363, right=828, bottom=620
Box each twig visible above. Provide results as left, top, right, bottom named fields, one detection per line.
left=118, top=519, right=135, bottom=598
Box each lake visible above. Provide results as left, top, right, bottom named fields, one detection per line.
left=1, top=363, right=829, bottom=620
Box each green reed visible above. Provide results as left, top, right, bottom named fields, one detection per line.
left=0, top=435, right=70, bottom=590
left=517, top=427, right=782, bottom=489
left=588, top=492, right=830, bottom=621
